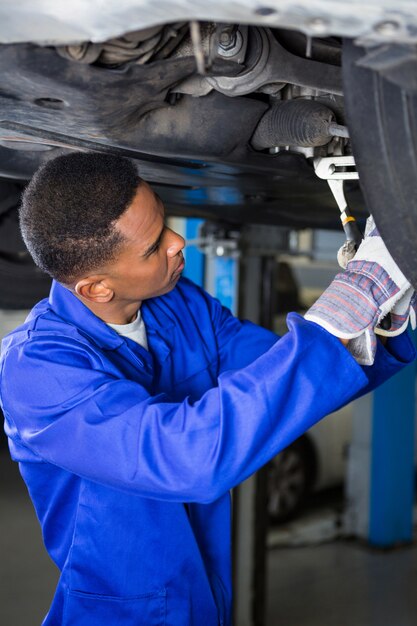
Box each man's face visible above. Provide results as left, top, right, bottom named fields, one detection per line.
left=103, top=181, right=185, bottom=304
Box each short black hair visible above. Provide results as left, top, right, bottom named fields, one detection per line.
left=20, top=151, right=141, bottom=283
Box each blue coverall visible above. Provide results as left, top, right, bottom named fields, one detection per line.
left=0, top=277, right=415, bottom=626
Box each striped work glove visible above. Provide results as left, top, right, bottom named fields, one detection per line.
left=336, top=217, right=417, bottom=338
left=305, top=216, right=414, bottom=365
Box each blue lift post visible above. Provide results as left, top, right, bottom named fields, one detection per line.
left=202, top=230, right=259, bottom=626
left=182, top=218, right=205, bottom=287
left=180, top=214, right=297, bottom=625
left=369, top=340, right=416, bottom=547
left=180, top=216, right=251, bottom=622
left=180, top=216, right=239, bottom=313
left=205, top=254, right=240, bottom=316
left=185, top=217, right=288, bottom=626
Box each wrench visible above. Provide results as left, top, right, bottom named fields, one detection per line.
left=314, top=156, right=363, bottom=248
left=314, top=155, right=391, bottom=330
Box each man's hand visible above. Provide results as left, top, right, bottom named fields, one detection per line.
left=305, top=216, right=414, bottom=365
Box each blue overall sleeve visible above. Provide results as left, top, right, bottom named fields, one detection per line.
left=1, top=314, right=414, bottom=505
left=195, top=280, right=414, bottom=398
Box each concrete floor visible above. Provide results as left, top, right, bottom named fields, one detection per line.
left=0, top=444, right=58, bottom=625
left=2, top=444, right=417, bottom=626
left=267, top=541, right=417, bottom=626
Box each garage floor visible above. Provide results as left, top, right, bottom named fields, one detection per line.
left=2, top=444, right=417, bottom=626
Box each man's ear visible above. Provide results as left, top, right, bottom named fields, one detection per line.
left=74, top=277, right=114, bottom=303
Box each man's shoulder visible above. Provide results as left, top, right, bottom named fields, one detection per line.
left=1, top=298, right=47, bottom=351
left=1, top=296, right=91, bottom=360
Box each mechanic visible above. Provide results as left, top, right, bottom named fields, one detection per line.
left=1, top=152, right=415, bottom=626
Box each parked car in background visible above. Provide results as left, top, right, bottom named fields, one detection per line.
left=267, top=404, right=352, bottom=523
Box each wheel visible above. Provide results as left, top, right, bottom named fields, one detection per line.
left=342, top=39, right=417, bottom=289
left=267, top=437, right=314, bottom=524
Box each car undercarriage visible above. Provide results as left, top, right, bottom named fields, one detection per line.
left=1, top=1, right=417, bottom=305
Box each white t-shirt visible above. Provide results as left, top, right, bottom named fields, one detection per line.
left=108, top=309, right=148, bottom=350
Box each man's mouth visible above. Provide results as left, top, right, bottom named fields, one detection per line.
left=173, top=256, right=185, bottom=275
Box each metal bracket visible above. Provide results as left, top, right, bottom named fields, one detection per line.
left=313, top=155, right=359, bottom=181
left=187, top=222, right=241, bottom=258
left=314, top=155, right=363, bottom=247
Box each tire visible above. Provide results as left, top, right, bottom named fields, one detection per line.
left=0, top=180, right=51, bottom=309
left=267, top=437, right=314, bottom=524
left=342, top=39, right=417, bottom=289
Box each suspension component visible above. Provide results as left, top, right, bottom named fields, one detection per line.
left=251, top=99, right=343, bottom=149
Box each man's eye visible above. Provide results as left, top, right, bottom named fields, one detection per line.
left=146, top=225, right=166, bottom=256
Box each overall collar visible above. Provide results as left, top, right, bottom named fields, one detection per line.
left=48, top=280, right=175, bottom=356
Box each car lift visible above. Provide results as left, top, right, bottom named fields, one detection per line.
left=171, top=215, right=289, bottom=626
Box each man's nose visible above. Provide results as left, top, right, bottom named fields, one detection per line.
left=167, top=229, right=185, bottom=256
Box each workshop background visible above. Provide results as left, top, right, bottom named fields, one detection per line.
left=1, top=222, right=417, bottom=626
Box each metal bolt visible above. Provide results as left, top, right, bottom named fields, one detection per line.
left=218, top=30, right=243, bottom=56
left=219, top=31, right=233, bottom=46
left=374, top=20, right=401, bottom=36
